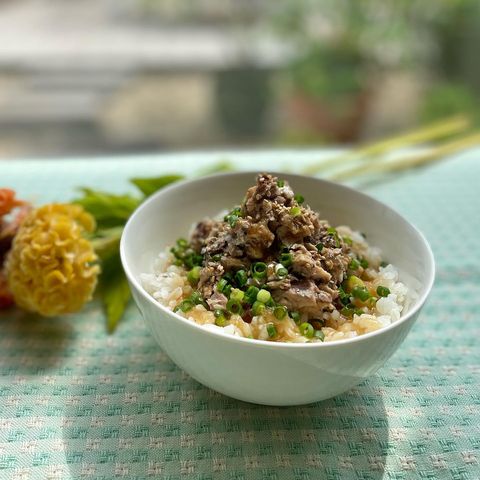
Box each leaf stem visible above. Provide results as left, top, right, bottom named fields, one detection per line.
left=303, top=115, right=471, bottom=175
left=329, top=131, right=480, bottom=180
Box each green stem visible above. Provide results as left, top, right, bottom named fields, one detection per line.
left=329, top=131, right=480, bottom=180
left=92, top=227, right=123, bottom=257
left=303, top=115, right=471, bottom=175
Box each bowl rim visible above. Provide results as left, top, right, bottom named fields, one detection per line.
left=120, top=170, right=435, bottom=349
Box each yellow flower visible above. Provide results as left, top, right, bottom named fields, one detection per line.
left=5, top=203, right=100, bottom=316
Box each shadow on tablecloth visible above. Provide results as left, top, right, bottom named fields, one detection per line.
left=62, top=347, right=389, bottom=479
left=0, top=309, right=75, bottom=374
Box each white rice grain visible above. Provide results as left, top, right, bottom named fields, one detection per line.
left=142, top=228, right=416, bottom=343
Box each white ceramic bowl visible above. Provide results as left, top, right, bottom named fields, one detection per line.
left=120, top=172, right=435, bottom=406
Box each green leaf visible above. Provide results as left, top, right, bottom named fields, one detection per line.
left=101, top=273, right=131, bottom=333
left=74, top=188, right=141, bottom=229
left=92, top=227, right=123, bottom=261
left=94, top=231, right=129, bottom=332
left=97, top=244, right=131, bottom=333
left=130, top=175, right=184, bottom=197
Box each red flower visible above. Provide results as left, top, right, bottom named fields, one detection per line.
left=0, top=188, right=30, bottom=310
left=0, top=188, right=24, bottom=217
left=0, top=271, right=14, bottom=309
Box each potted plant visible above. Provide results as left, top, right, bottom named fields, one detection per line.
left=285, top=42, right=369, bottom=142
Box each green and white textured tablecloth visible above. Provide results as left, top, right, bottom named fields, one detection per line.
left=1, top=150, right=479, bottom=480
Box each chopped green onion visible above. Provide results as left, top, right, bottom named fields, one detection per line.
left=252, top=301, right=266, bottom=316
left=342, top=236, right=353, bottom=246
left=226, top=299, right=243, bottom=315
left=299, top=322, right=314, bottom=338
left=290, top=206, right=301, bottom=216
left=280, top=253, right=293, bottom=267
left=223, top=272, right=234, bottom=283
left=277, top=267, right=288, bottom=278
left=314, top=330, right=325, bottom=341
left=177, top=238, right=189, bottom=248
left=175, top=248, right=188, bottom=260
left=341, top=306, right=354, bottom=317
left=223, top=284, right=232, bottom=297
left=190, top=291, right=204, bottom=305
left=338, top=286, right=351, bottom=306
left=345, top=275, right=365, bottom=292
left=230, top=288, right=245, bottom=302
left=184, top=252, right=203, bottom=269
left=253, top=262, right=267, bottom=273
left=294, top=194, right=304, bottom=204
left=290, top=311, right=301, bottom=324
left=316, top=243, right=323, bottom=253
left=360, top=258, right=369, bottom=269
left=273, top=305, right=287, bottom=320
left=380, top=261, right=388, bottom=268
left=235, top=269, right=248, bottom=287
left=265, top=298, right=276, bottom=308
left=187, top=266, right=201, bottom=285
left=174, top=299, right=194, bottom=313
left=256, top=289, right=271, bottom=303
left=266, top=323, right=277, bottom=338
left=173, top=259, right=182, bottom=267
left=351, top=286, right=371, bottom=302
left=244, top=286, right=260, bottom=304
left=327, top=227, right=341, bottom=247
left=354, top=308, right=364, bottom=316
left=277, top=179, right=285, bottom=187
left=327, top=227, right=340, bottom=248
left=170, top=246, right=184, bottom=259
left=225, top=214, right=239, bottom=227
left=348, top=259, right=360, bottom=270
left=252, top=262, right=267, bottom=279
left=340, top=295, right=351, bottom=306
left=367, top=297, right=378, bottom=308
left=214, top=309, right=227, bottom=326
left=217, top=278, right=228, bottom=294
left=376, top=286, right=391, bottom=297
left=212, top=254, right=221, bottom=262
left=230, top=206, right=242, bottom=217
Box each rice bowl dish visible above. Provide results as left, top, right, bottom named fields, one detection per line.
left=141, top=174, right=416, bottom=343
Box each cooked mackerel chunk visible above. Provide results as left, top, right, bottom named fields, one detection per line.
left=289, top=244, right=331, bottom=282
left=242, top=173, right=294, bottom=223
left=198, top=261, right=224, bottom=299
left=190, top=219, right=216, bottom=253
left=192, top=173, right=351, bottom=319
left=272, top=279, right=334, bottom=317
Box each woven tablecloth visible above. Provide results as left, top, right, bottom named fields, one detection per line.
left=1, top=150, right=479, bottom=480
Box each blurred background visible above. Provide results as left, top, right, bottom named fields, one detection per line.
left=0, top=0, right=479, bottom=159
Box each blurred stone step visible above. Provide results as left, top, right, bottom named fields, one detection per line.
left=0, top=66, right=133, bottom=124
left=25, top=71, right=131, bottom=93
left=0, top=90, right=103, bottom=123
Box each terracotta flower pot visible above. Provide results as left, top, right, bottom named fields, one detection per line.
left=287, top=90, right=370, bottom=143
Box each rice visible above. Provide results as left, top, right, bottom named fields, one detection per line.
left=141, top=253, right=193, bottom=310
left=141, top=225, right=417, bottom=343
